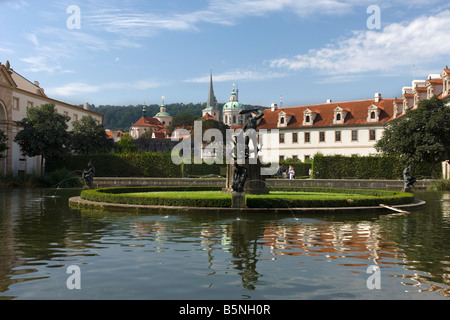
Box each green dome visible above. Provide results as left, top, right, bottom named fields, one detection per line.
left=155, top=111, right=171, bottom=117
left=223, top=89, right=243, bottom=110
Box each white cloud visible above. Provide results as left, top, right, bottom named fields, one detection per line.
left=46, top=80, right=161, bottom=97
left=269, top=10, right=450, bottom=76
left=186, top=69, right=287, bottom=83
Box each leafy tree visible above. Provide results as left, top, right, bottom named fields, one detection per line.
left=117, top=134, right=138, bottom=153
left=375, top=96, right=450, bottom=178
left=14, top=103, right=71, bottom=173
left=71, top=115, right=115, bottom=155
left=0, top=129, right=7, bottom=159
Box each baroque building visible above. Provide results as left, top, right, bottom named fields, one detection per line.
left=0, top=61, right=103, bottom=175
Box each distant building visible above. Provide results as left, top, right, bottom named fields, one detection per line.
left=130, top=104, right=169, bottom=139
left=106, top=130, right=124, bottom=142
left=257, top=66, right=450, bottom=179
left=0, top=60, right=103, bottom=175
left=201, top=69, right=220, bottom=121
left=154, top=96, right=173, bottom=126
left=222, top=84, right=244, bottom=128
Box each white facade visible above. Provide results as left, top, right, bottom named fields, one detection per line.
left=0, top=61, right=103, bottom=175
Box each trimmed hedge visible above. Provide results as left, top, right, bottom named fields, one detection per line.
left=246, top=187, right=414, bottom=208
left=311, top=154, right=441, bottom=179
left=80, top=186, right=414, bottom=209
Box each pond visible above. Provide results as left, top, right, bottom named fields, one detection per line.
left=0, top=187, right=449, bottom=300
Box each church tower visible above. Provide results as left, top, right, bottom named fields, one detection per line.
left=202, top=68, right=220, bottom=121
left=222, top=84, right=243, bottom=127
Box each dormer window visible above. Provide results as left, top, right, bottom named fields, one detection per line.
left=367, top=105, right=380, bottom=122
left=333, top=106, right=348, bottom=124
left=277, top=110, right=292, bottom=128
left=303, top=108, right=317, bottom=126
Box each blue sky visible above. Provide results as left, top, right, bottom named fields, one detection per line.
left=1, top=0, right=450, bottom=108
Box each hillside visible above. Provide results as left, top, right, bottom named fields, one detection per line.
left=83, top=103, right=265, bottom=131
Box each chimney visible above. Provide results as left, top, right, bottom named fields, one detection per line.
left=34, top=81, right=40, bottom=87
left=270, top=103, right=278, bottom=112
left=374, top=93, right=381, bottom=103
left=83, top=102, right=89, bottom=110
left=326, top=99, right=332, bottom=103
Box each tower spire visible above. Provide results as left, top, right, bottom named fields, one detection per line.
left=207, top=68, right=216, bottom=108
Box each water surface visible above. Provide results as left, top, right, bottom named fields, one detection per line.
left=1, top=188, right=449, bottom=300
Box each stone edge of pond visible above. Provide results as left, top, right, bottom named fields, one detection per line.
left=68, top=196, right=426, bottom=214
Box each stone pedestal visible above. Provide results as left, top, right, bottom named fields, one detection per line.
left=223, top=159, right=269, bottom=195
left=231, top=192, right=246, bottom=208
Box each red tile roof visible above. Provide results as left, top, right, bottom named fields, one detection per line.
left=257, top=99, right=397, bottom=130
left=132, top=116, right=164, bottom=129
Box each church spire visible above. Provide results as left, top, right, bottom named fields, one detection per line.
left=207, top=67, right=216, bottom=108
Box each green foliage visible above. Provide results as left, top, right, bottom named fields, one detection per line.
left=80, top=186, right=414, bottom=209
left=71, top=115, right=115, bottom=155
left=81, top=186, right=229, bottom=207
left=0, top=129, right=7, bottom=159
left=311, top=154, right=439, bottom=179
left=117, top=135, right=138, bottom=153
left=14, top=103, right=71, bottom=169
left=375, top=96, right=450, bottom=177
left=427, top=179, right=450, bottom=191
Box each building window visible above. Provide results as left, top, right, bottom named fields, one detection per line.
left=13, top=97, right=20, bottom=110
left=27, top=101, right=33, bottom=109
left=280, top=117, right=284, bottom=124
left=336, top=113, right=341, bottom=121
left=73, top=114, right=78, bottom=121
left=319, top=131, right=325, bottom=142
left=306, top=115, right=310, bottom=123
left=292, top=132, right=298, bottom=143
left=233, top=115, right=236, bottom=124
left=304, top=132, right=310, bottom=143
left=292, top=155, right=298, bottom=161
left=304, top=155, right=311, bottom=162
left=279, top=133, right=285, bottom=144
left=370, top=111, right=376, bottom=119
left=352, top=130, right=358, bottom=141
left=279, top=155, right=284, bottom=162
left=369, top=129, right=376, bottom=141
left=335, top=131, right=341, bottom=142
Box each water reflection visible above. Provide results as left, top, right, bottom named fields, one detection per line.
left=0, top=188, right=449, bottom=299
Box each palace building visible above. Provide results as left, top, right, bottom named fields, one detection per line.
left=0, top=61, right=103, bottom=175
left=199, top=66, right=450, bottom=178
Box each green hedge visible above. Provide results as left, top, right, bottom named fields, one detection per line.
left=81, top=186, right=230, bottom=207
left=246, top=187, right=414, bottom=208
left=80, top=186, right=414, bottom=209
left=311, top=154, right=440, bottom=179
left=46, top=153, right=226, bottom=178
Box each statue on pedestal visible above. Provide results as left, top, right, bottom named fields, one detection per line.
left=403, top=165, right=416, bottom=192
left=82, top=161, right=95, bottom=189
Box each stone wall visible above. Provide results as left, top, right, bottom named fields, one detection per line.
left=92, top=177, right=433, bottom=191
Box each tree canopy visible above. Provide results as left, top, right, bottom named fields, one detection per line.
left=14, top=103, right=71, bottom=171
left=375, top=96, right=450, bottom=177
left=71, top=115, right=114, bottom=155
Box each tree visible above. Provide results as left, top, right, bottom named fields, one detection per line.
left=375, top=96, right=450, bottom=178
left=71, top=115, right=114, bottom=155
left=0, top=129, right=7, bottom=159
left=14, top=103, right=71, bottom=173
left=117, top=134, right=138, bottom=153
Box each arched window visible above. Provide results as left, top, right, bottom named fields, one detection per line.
left=280, top=117, right=284, bottom=124
left=336, top=113, right=341, bottom=121
left=306, top=115, right=310, bottom=123
left=371, top=111, right=376, bottom=119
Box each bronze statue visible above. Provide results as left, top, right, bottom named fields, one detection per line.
left=81, top=161, right=95, bottom=189
left=232, top=163, right=247, bottom=193
left=403, top=165, right=416, bottom=191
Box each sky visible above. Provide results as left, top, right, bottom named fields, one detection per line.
left=1, top=0, right=450, bottom=109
